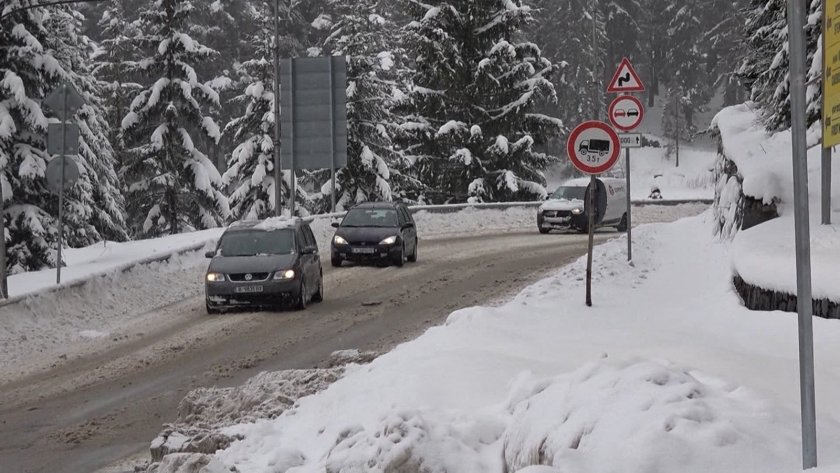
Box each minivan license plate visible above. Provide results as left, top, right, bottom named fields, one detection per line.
left=235, top=285, right=264, bottom=294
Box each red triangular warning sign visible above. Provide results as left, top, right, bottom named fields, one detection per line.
left=607, top=57, right=645, bottom=93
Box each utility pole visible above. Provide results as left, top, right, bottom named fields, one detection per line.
left=675, top=94, right=680, bottom=168
left=272, top=0, right=283, bottom=217
left=787, top=0, right=818, bottom=468
left=822, top=0, right=833, bottom=225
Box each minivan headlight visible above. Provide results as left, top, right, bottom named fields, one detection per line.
left=274, top=269, right=295, bottom=280
left=206, top=272, right=225, bottom=282
left=379, top=235, right=397, bottom=245
left=334, top=235, right=348, bottom=245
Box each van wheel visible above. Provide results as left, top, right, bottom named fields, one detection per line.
left=617, top=213, right=628, bottom=232
left=312, top=272, right=323, bottom=302
left=407, top=241, right=417, bottom=262
left=295, top=281, right=307, bottom=310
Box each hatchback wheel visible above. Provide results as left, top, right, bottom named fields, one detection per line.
left=331, top=255, right=342, bottom=267
left=295, top=280, right=307, bottom=310
left=392, top=243, right=405, bottom=267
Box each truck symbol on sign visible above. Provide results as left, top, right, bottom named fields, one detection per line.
left=578, top=139, right=611, bottom=157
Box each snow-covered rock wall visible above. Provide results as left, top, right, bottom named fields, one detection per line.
left=712, top=103, right=840, bottom=315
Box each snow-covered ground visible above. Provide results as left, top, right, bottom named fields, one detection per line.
left=547, top=92, right=722, bottom=201
left=547, top=143, right=716, bottom=202
left=715, top=104, right=840, bottom=301
left=152, top=211, right=840, bottom=473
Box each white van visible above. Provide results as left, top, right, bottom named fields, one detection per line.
left=537, top=177, right=628, bottom=233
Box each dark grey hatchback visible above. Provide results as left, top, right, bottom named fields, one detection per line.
left=330, top=202, right=418, bottom=267
left=204, top=218, right=323, bottom=314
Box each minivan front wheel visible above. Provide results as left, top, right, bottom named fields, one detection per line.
left=295, top=280, right=307, bottom=310
left=312, top=272, right=323, bottom=302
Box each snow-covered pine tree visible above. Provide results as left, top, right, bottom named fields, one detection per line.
left=528, top=0, right=605, bottom=126
left=660, top=0, right=714, bottom=135
left=738, top=0, right=821, bottom=131
left=603, top=0, right=643, bottom=85
left=222, top=1, right=313, bottom=220
left=704, top=0, right=749, bottom=106
left=121, top=0, right=230, bottom=236
left=93, top=0, right=142, bottom=171
left=0, top=3, right=128, bottom=272
left=311, top=0, right=416, bottom=211
left=401, top=0, right=562, bottom=203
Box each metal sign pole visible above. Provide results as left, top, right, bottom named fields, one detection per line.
left=585, top=175, right=596, bottom=306
left=675, top=96, right=680, bottom=167
left=329, top=56, right=336, bottom=213
left=57, top=84, right=67, bottom=285
left=0, top=173, right=6, bottom=298
left=272, top=0, right=282, bottom=217
left=289, top=59, right=296, bottom=217
left=625, top=147, right=632, bottom=261
left=787, top=0, right=818, bottom=468
left=823, top=147, right=832, bottom=224
left=823, top=0, right=832, bottom=225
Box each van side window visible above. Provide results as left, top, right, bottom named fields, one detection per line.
left=303, top=224, right=317, bottom=249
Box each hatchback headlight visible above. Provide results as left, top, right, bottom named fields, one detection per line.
left=206, top=272, right=225, bottom=282
left=572, top=208, right=583, bottom=215
left=274, top=269, right=295, bottom=280
left=334, top=235, right=348, bottom=245
left=379, top=235, right=398, bottom=245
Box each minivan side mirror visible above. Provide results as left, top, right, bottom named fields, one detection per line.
left=204, top=250, right=215, bottom=258
left=302, top=246, right=317, bottom=255
left=331, top=222, right=340, bottom=228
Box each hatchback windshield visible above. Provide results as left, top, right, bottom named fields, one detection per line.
left=218, top=229, right=295, bottom=256
left=551, top=186, right=586, bottom=201
left=341, top=208, right=399, bottom=227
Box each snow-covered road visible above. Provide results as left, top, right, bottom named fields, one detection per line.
left=0, top=204, right=706, bottom=473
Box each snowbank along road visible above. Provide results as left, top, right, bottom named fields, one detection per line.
left=0, top=204, right=707, bottom=473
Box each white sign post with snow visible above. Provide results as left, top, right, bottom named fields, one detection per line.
left=44, top=82, right=85, bottom=286
left=607, top=58, right=645, bottom=263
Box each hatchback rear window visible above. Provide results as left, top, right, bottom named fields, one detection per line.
left=219, top=229, right=295, bottom=256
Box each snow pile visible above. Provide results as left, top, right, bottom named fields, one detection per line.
left=502, top=360, right=791, bottom=473
left=714, top=104, right=840, bottom=300
left=148, top=350, right=377, bottom=470
left=6, top=228, right=222, bottom=299
left=0, top=248, right=212, bottom=383
left=186, top=212, right=840, bottom=473
left=732, top=213, right=840, bottom=301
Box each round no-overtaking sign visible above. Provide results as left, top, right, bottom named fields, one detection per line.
left=566, top=121, right=621, bottom=175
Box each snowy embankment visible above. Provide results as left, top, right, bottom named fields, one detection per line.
left=546, top=140, right=716, bottom=202
left=163, top=212, right=840, bottom=473
left=0, top=207, right=537, bottom=383
left=715, top=104, right=840, bottom=302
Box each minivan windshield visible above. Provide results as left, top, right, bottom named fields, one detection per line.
left=341, top=208, right=399, bottom=227
left=550, top=186, right=586, bottom=200
left=218, top=229, right=295, bottom=257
